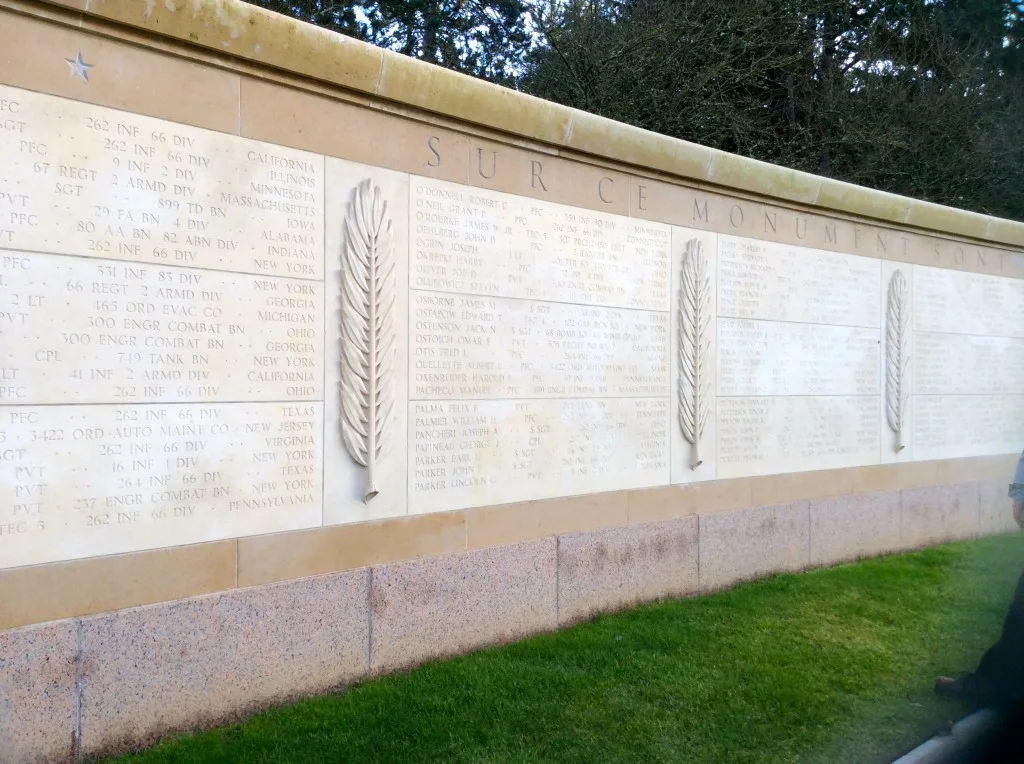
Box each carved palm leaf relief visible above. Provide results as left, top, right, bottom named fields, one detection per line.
left=885, top=269, right=910, bottom=453
left=340, top=179, right=397, bottom=502
left=678, top=238, right=712, bottom=469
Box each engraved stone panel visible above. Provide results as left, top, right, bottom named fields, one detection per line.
left=0, top=250, right=323, bottom=404
left=914, top=333, right=1024, bottom=395
left=404, top=178, right=673, bottom=515
left=0, top=84, right=324, bottom=279
left=411, top=178, right=671, bottom=310
left=4, top=74, right=1024, bottom=575
left=713, top=235, right=884, bottom=477
left=914, top=395, right=1024, bottom=460
left=717, top=319, right=879, bottom=397
left=910, top=263, right=1024, bottom=462
left=0, top=402, right=323, bottom=568
left=410, top=292, right=669, bottom=400
left=408, top=397, right=669, bottom=514
left=717, top=396, right=880, bottom=478
left=718, top=236, right=880, bottom=327
left=913, top=265, right=1024, bottom=337
left=0, top=85, right=328, bottom=570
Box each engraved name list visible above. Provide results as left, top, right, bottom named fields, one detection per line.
left=0, top=85, right=326, bottom=569
left=407, top=180, right=672, bottom=512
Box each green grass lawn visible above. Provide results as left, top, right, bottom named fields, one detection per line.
left=113, top=534, right=1024, bottom=764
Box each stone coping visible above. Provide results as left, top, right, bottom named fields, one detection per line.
left=31, top=0, right=1024, bottom=249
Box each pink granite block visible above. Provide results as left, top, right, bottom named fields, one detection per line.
left=809, top=491, right=902, bottom=567
left=901, top=482, right=980, bottom=549
left=79, top=569, right=369, bottom=758
left=557, top=517, right=698, bottom=625
left=979, top=477, right=1019, bottom=536
left=0, top=620, right=77, bottom=764
left=698, top=502, right=810, bottom=593
left=369, top=539, right=556, bottom=674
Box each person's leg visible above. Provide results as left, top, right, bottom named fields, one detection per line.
left=937, top=569, right=1024, bottom=707
left=974, top=569, right=1024, bottom=705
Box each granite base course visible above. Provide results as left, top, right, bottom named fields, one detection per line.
left=698, top=502, right=811, bottom=593
left=557, top=517, right=699, bottom=624
left=0, top=479, right=1013, bottom=763
left=0, top=621, right=77, bottom=764
left=79, top=570, right=371, bottom=759
left=901, top=483, right=981, bottom=550
left=979, top=477, right=1019, bottom=536
left=369, top=539, right=558, bottom=674
left=809, top=490, right=903, bottom=567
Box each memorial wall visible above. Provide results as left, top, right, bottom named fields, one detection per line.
left=5, top=2, right=1024, bottom=760
left=2, top=71, right=1023, bottom=572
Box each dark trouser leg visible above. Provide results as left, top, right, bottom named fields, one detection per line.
left=975, top=569, right=1024, bottom=707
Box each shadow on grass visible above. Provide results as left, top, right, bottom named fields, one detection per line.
left=112, top=534, right=1024, bottom=764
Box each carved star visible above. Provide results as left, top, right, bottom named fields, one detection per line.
left=64, top=52, right=94, bottom=81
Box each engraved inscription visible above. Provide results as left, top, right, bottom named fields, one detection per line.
left=718, top=236, right=880, bottom=326
left=717, top=319, right=879, bottom=397
left=406, top=179, right=671, bottom=514
left=6, top=75, right=1024, bottom=571
left=0, top=250, right=323, bottom=404
left=914, top=333, right=1024, bottom=395
left=411, top=178, right=670, bottom=310
left=0, top=84, right=329, bottom=569
left=0, top=84, right=324, bottom=279
left=913, top=265, right=1024, bottom=337
left=914, top=395, right=1024, bottom=460
left=717, top=396, right=880, bottom=478
left=408, top=397, right=669, bottom=513
left=0, top=402, right=324, bottom=569
left=410, top=291, right=668, bottom=399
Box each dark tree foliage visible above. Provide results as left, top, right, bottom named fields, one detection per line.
left=526, top=0, right=1024, bottom=220
left=370, top=0, right=531, bottom=85
left=245, top=0, right=1024, bottom=220
left=243, top=0, right=531, bottom=85
left=245, top=1, right=363, bottom=35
